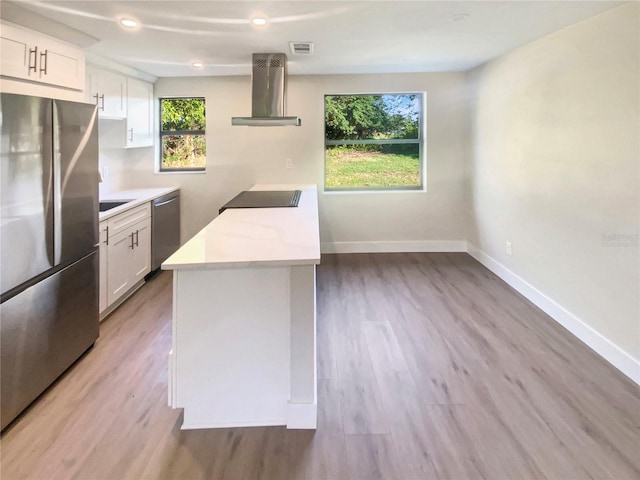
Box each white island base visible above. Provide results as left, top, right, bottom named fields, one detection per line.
left=164, top=185, right=320, bottom=430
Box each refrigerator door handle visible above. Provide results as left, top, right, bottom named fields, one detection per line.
left=43, top=141, right=55, bottom=266
left=52, top=103, right=62, bottom=265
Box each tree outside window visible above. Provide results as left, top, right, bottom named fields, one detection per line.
left=324, top=93, right=424, bottom=190
left=160, top=98, right=206, bottom=171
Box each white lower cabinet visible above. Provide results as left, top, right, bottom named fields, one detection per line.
left=107, top=217, right=150, bottom=305
left=100, top=203, right=151, bottom=317
left=130, top=217, right=151, bottom=283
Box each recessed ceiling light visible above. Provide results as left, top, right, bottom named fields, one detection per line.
left=192, top=61, right=204, bottom=69
left=120, top=18, right=138, bottom=28
left=251, top=17, right=267, bottom=26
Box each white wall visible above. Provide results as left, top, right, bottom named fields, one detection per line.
left=466, top=3, right=639, bottom=368
left=98, top=4, right=638, bottom=379
left=101, top=72, right=468, bottom=248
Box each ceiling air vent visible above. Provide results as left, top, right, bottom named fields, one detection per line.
left=289, top=42, right=314, bottom=56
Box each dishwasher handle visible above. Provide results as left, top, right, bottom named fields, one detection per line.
left=154, top=197, right=178, bottom=208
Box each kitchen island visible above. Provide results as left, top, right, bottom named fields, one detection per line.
left=162, top=184, right=320, bottom=430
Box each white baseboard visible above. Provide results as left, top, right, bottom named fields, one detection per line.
left=181, top=419, right=285, bottom=430
left=467, top=244, right=640, bottom=385
left=286, top=402, right=317, bottom=429
left=321, top=240, right=468, bottom=254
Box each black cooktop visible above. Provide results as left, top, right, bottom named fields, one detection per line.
left=219, top=190, right=301, bottom=214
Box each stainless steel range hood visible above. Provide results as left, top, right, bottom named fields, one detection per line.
left=232, top=53, right=301, bottom=127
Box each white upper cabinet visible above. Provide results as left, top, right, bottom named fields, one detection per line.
left=86, top=65, right=126, bottom=119
left=0, top=23, right=85, bottom=91
left=125, top=77, right=154, bottom=148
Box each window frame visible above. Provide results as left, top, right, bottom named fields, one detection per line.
left=159, top=96, right=206, bottom=173
left=323, top=92, right=425, bottom=192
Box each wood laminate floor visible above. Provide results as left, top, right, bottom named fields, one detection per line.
left=1, top=253, right=638, bottom=480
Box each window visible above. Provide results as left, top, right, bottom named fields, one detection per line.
left=324, top=93, right=424, bottom=191
left=159, top=97, right=206, bottom=171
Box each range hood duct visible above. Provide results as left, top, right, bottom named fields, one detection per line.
left=232, top=53, right=301, bottom=127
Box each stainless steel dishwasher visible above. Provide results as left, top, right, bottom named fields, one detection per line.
left=151, top=190, right=180, bottom=271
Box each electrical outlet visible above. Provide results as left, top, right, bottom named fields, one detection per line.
left=506, top=241, right=512, bottom=256
left=285, top=158, right=293, bottom=169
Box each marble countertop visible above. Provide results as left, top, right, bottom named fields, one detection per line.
left=99, top=187, right=179, bottom=221
left=162, top=184, right=320, bottom=270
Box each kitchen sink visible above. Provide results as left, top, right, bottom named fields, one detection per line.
left=99, top=200, right=133, bottom=212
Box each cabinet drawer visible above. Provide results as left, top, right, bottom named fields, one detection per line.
left=108, top=202, right=151, bottom=237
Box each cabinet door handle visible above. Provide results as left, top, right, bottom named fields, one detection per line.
left=134, top=230, right=139, bottom=247
left=103, top=226, right=109, bottom=245
left=130, top=233, right=135, bottom=249
left=94, top=94, right=105, bottom=110
left=128, top=128, right=134, bottom=142
left=39, top=49, right=48, bottom=75
left=28, top=47, right=38, bottom=75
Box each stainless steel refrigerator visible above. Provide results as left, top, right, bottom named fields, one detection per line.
left=0, top=93, right=100, bottom=430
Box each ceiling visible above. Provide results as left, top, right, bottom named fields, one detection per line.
left=4, top=1, right=625, bottom=77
